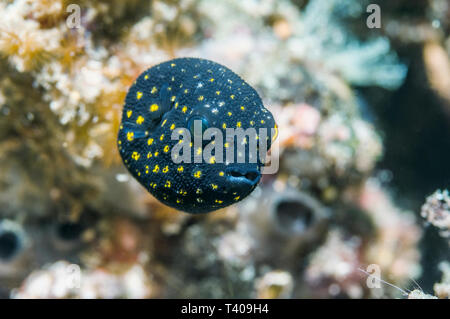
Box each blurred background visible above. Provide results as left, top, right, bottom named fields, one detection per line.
left=0, top=0, right=449, bottom=298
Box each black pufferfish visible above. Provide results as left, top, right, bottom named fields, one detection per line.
left=117, top=58, right=277, bottom=213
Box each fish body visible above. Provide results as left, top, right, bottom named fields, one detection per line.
left=118, top=58, right=276, bottom=213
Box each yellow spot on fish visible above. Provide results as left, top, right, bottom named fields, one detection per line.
left=144, top=75, right=149, bottom=80
left=131, top=152, right=140, bottom=161
left=227, top=112, right=232, bottom=116
left=216, top=91, right=221, bottom=95
left=222, top=123, right=227, bottom=129
left=147, top=151, right=153, bottom=158
left=161, top=119, right=167, bottom=127
left=127, top=110, right=132, bottom=118
left=193, top=170, right=202, bottom=179
left=137, top=92, right=143, bottom=100
left=164, top=180, right=171, bottom=187
left=240, top=106, right=245, bottom=111
left=151, top=86, right=158, bottom=94
left=209, top=78, right=214, bottom=82
left=164, top=145, right=170, bottom=153
left=170, top=124, right=176, bottom=130
left=171, top=96, right=176, bottom=102
left=136, top=116, right=144, bottom=125
left=182, top=106, right=188, bottom=113
left=209, top=156, right=216, bottom=164
left=127, top=132, right=134, bottom=141
left=154, top=151, right=159, bottom=157
left=147, top=138, right=154, bottom=145
left=150, top=104, right=159, bottom=112
left=153, top=165, right=160, bottom=173
left=261, top=120, right=265, bottom=124
left=219, top=171, right=225, bottom=176
left=237, top=121, right=242, bottom=128
left=234, top=196, right=240, bottom=201
left=177, top=166, right=184, bottom=173
left=250, top=120, right=255, bottom=126
left=198, top=95, right=204, bottom=101
left=160, top=134, right=164, bottom=141
left=171, top=63, right=176, bottom=67
left=215, top=199, right=223, bottom=204
left=211, top=184, right=218, bottom=190
left=162, top=166, right=169, bottom=173
left=272, top=123, right=278, bottom=142
left=230, top=94, right=235, bottom=99
left=184, top=89, right=189, bottom=94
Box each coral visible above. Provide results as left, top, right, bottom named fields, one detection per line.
left=423, top=42, right=450, bottom=104
left=316, top=113, right=382, bottom=176
left=408, top=261, right=450, bottom=299
left=433, top=261, right=450, bottom=299
left=357, top=180, right=421, bottom=286
left=255, top=270, right=293, bottom=299
left=0, top=1, right=62, bottom=72
left=421, top=190, right=450, bottom=240
left=305, top=230, right=364, bottom=298
left=12, top=260, right=152, bottom=299
left=407, top=289, right=438, bottom=299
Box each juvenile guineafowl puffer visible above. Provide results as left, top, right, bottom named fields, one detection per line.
left=118, top=58, right=277, bottom=213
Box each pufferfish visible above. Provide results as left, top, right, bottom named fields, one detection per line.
left=117, top=58, right=276, bottom=213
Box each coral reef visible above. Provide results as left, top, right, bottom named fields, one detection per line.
left=0, top=0, right=447, bottom=299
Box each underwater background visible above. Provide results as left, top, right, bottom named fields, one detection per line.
left=0, top=0, right=449, bottom=298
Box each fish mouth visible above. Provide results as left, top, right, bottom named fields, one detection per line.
left=226, top=166, right=261, bottom=186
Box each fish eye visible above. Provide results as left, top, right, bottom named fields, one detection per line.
left=188, top=116, right=209, bottom=138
